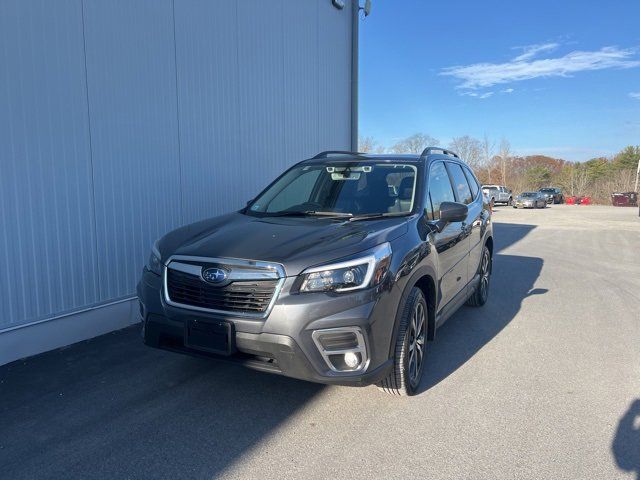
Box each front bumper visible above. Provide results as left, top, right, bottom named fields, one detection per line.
left=514, top=201, right=535, bottom=208
left=137, top=269, right=396, bottom=386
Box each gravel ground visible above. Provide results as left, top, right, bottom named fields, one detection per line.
left=1, top=204, right=638, bottom=479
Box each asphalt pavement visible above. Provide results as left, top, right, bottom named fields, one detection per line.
left=1, top=204, right=639, bottom=479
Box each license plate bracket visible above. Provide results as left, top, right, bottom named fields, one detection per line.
left=184, top=319, right=235, bottom=356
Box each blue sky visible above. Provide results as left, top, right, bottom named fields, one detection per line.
left=359, top=0, right=640, bottom=161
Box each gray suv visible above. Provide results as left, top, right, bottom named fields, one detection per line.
left=137, top=148, right=493, bottom=395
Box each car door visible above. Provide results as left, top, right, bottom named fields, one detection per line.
left=499, top=186, right=508, bottom=202
left=425, top=161, right=469, bottom=309
left=445, top=162, right=477, bottom=283
left=461, top=165, right=485, bottom=279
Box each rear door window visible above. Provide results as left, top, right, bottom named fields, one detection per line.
left=462, top=166, right=479, bottom=199
left=446, top=163, right=473, bottom=205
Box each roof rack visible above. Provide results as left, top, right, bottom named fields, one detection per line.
left=419, top=147, right=459, bottom=159
left=312, top=150, right=366, bottom=159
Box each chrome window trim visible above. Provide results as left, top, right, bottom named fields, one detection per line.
left=163, top=255, right=286, bottom=319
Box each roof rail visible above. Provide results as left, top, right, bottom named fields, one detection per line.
left=420, top=147, right=459, bottom=159
left=312, top=150, right=366, bottom=159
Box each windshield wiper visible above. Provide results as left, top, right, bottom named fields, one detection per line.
left=348, top=212, right=411, bottom=222
left=266, top=210, right=353, bottom=218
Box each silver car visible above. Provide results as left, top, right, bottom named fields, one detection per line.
left=513, top=191, right=547, bottom=209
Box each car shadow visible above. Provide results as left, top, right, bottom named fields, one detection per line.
left=0, top=329, right=323, bottom=479
left=417, top=222, right=545, bottom=393
left=612, top=399, right=640, bottom=479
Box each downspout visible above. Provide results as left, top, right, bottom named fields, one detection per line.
left=351, top=0, right=359, bottom=152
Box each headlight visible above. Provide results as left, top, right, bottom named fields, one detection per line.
left=299, top=243, right=392, bottom=293
left=146, top=240, right=163, bottom=276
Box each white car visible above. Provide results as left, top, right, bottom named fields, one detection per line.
left=482, top=185, right=513, bottom=206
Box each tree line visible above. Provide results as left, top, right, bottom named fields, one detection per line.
left=359, top=133, right=640, bottom=203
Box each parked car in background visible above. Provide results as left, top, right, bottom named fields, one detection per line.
left=513, top=192, right=547, bottom=209
left=538, top=187, right=564, bottom=204
left=482, top=185, right=513, bottom=206
left=138, top=148, right=493, bottom=396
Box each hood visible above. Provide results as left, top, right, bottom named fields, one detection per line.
left=158, top=212, right=409, bottom=275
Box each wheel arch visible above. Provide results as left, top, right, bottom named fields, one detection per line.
left=414, top=274, right=437, bottom=341
left=391, top=264, right=438, bottom=352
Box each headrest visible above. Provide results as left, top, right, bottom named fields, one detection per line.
left=398, top=177, right=414, bottom=200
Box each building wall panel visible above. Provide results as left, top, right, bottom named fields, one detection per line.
left=0, top=0, right=353, bottom=334
left=0, top=0, right=99, bottom=327
left=82, top=0, right=182, bottom=300
left=173, top=0, right=243, bottom=223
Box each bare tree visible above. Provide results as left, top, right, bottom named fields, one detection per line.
left=358, top=136, right=378, bottom=153
left=561, top=165, right=591, bottom=196
left=374, top=144, right=387, bottom=154
left=497, top=138, right=512, bottom=186
left=391, top=133, right=439, bottom=154
left=448, top=135, right=482, bottom=168
left=482, top=134, right=495, bottom=182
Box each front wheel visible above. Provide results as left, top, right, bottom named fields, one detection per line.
left=377, top=288, right=427, bottom=396
left=467, top=245, right=491, bottom=307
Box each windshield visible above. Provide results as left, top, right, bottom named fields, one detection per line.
left=247, top=161, right=418, bottom=217
left=521, top=192, right=538, bottom=198
left=539, top=188, right=554, bottom=193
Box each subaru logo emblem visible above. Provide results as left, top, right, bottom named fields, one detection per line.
left=202, top=267, right=228, bottom=284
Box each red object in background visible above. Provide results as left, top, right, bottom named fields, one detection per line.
left=580, top=196, right=591, bottom=205
left=611, top=192, right=638, bottom=207
left=566, top=196, right=576, bottom=205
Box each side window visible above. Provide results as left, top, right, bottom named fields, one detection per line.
left=462, top=166, right=479, bottom=199
left=427, top=162, right=456, bottom=220
left=446, top=163, right=473, bottom=205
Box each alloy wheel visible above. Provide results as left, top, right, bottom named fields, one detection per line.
left=479, top=250, right=491, bottom=302
left=407, top=302, right=426, bottom=388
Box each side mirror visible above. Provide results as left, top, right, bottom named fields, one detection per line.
left=440, top=201, right=468, bottom=223
left=429, top=202, right=468, bottom=232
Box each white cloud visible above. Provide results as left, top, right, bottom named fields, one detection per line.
left=630, top=92, right=640, bottom=100
left=461, top=91, right=494, bottom=99
left=512, top=43, right=559, bottom=62
left=501, top=88, right=515, bottom=93
left=441, top=46, right=640, bottom=89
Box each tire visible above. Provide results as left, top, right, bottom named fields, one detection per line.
left=467, top=245, right=491, bottom=307
left=377, top=287, right=427, bottom=396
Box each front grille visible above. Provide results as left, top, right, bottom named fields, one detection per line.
left=166, top=268, right=277, bottom=314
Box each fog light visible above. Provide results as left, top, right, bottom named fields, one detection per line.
left=344, top=352, right=359, bottom=369
left=312, top=327, right=368, bottom=372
